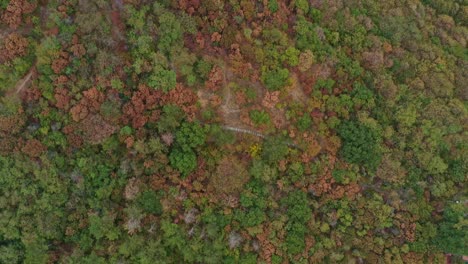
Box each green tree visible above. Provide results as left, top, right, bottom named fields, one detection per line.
left=148, top=65, right=176, bottom=92
left=157, top=105, right=185, bottom=133
left=433, top=203, right=467, bottom=255
left=175, top=122, right=206, bottom=151
left=249, top=110, right=271, bottom=125
left=283, top=47, right=300, bottom=67
left=268, top=0, right=279, bottom=13
left=337, top=120, right=382, bottom=171
left=295, top=0, right=309, bottom=14
left=261, top=136, right=289, bottom=164
left=137, top=191, right=163, bottom=215
left=261, top=68, right=290, bottom=91
left=169, top=148, right=197, bottom=177
left=157, top=12, right=183, bottom=56
left=282, top=191, right=312, bottom=255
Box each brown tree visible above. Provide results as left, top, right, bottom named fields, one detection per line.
left=1, top=0, right=36, bottom=29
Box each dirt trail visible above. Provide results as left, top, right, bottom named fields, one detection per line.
left=197, top=57, right=303, bottom=150
left=220, top=65, right=242, bottom=127
left=288, top=72, right=307, bottom=104
left=201, top=56, right=246, bottom=127
left=15, top=68, right=35, bottom=94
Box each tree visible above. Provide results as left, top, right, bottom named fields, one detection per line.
left=282, top=191, right=311, bottom=255
left=296, top=114, right=312, bottom=131
left=283, top=47, right=300, bottom=67
left=261, top=136, right=289, bottom=164
left=169, top=147, right=197, bottom=177
left=250, top=159, right=278, bottom=182
left=433, top=203, right=468, bottom=255
left=295, top=0, right=309, bottom=14
left=249, top=110, right=271, bottom=125
left=174, top=122, right=206, bottom=151
left=298, top=50, right=314, bottom=72
left=137, top=191, right=163, bottom=215
left=148, top=65, right=176, bottom=92
left=261, top=67, right=290, bottom=91
left=157, top=11, right=183, bottom=57
left=268, top=0, right=278, bottom=13
left=337, top=120, right=382, bottom=171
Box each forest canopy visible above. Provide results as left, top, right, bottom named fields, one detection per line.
left=0, top=0, right=466, bottom=263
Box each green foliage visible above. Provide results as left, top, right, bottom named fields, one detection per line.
left=433, top=203, right=468, bottom=255
left=0, top=242, right=24, bottom=264
left=295, top=0, right=309, bottom=13
left=157, top=12, right=184, bottom=56
left=331, top=169, right=357, bottom=184
left=175, top=122, right=206, bottom=151
left=235, top=180, right=268, bottom=228
left=288, top=162, right=304, bottom=182
left=157, top=105, right=185, bottom=133
left=309, top=8, right=322, bottom=22
left=283, top=191, right=311, bottom=223
left=0, top=57, right=34, bottom=92
left=297, top=114, right=312, bottom=131
left=206, top=124, right=235, bottom=146
left=283, top=47, right=300, bottom=66
left=0, top=0, right=8, bottom=9
left=261, top=136, right=289, bottom=164
left=88, top=213, right=120, bottom=241
left=148, top=66, right=177, bottom=92
left=1, top=0, right=466, bottom=262
left=285, top=222, right=308, bottom=255
left=36, top=37, right=60, bottom=74
left=447, top=159, right=466, bottom=183
left=194, top=59, right=213, bottom=81
left=235, top=207, right=266, bottom=227
left=0, top=96, right=22, bottom=115
left=125, top=5, right=149, bottom=31
left=250, top=159, right=278, bottom=182
left=336, top=53, right=363, bottom=78
left=268, top=0, right=279, bottom=13
left=249, top=109, right=270, bottom=125
left=261, top=68, right=290, bottom=91
left=367, top=194, right=394, bottom=229
left=120, top=126, right=133, bottom=136
left=282, top=191, right=311, bottom=255
left=169, top=148, right=197, bottom=177
left=137, top=191, right=163, bottom=215
left=315, top=78, right=335, bottom=92
left=294, top=15, right=330, bottom=58
left=379, top=14, right=422, bottom=44
left=337, top=120, right=382, bottom=171
left=351, top=82, right=375, bottom=110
